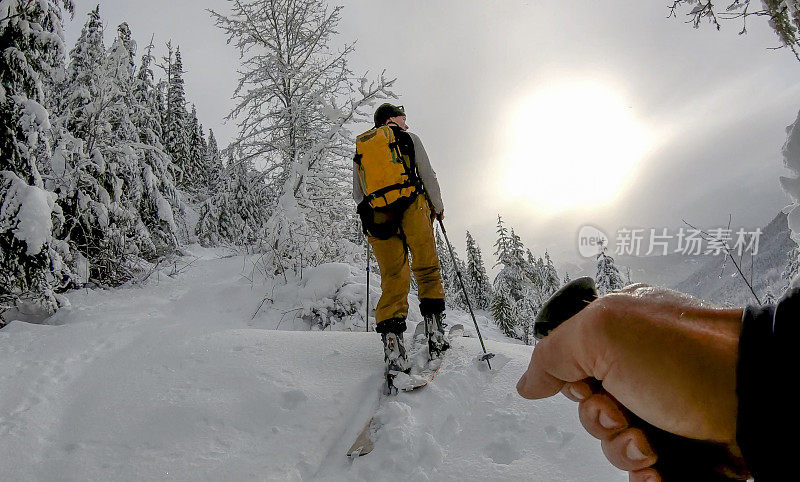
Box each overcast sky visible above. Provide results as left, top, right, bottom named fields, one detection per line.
left=64, top=0, right=800, bottom=269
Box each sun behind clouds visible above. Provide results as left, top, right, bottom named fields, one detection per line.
left=501, top=81, right=654, bottom=214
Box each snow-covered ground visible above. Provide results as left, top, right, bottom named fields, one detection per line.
left=0, top=247, right=624, bottom=481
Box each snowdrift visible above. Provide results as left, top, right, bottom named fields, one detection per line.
left=0, top=250, right=624, bottom=481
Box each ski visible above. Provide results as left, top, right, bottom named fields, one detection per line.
left=346, top=323, right=464, bottom=457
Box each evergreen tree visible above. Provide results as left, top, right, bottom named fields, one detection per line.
left=491, top=290, right=516, bottom=338
left=129, top=34, right=180, bottom=254
left=490, top=216, right=561, bottom=344
left=465, top=231, right=492, bottom=309
left=61, top=5, right=110, bottom=150
left=492, top=217, right=528, bottom=340
left=162, top=43, right=190, bottom=186
left=196, top=152, right=269, bottom=247
left=493, top=215, right=512, bottom=268
left=596, top=244, right=625, bottom=294
left=540, top=251, right=561, bottom=299
left=205, top=129, right=223, bottom=192
left=51, top=6, right=137, bottom=284
left=0, top=0, right=77, bottom=319
left=435, top=227, right=465, bottom=308
left=107, top=23, right=179, bottom=256
left=184, top=104, right=208, bottom=195
left=133, top=37, right=164, bottom=144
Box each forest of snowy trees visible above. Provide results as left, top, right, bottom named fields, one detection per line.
left=0, top=1, right=229, bottom=321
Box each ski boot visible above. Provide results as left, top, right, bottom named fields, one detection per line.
left=381, top=331, right=408, bottom=372
left=424, top=312, right=450, bottom=359
left=381, top=330, right=409, bottom=394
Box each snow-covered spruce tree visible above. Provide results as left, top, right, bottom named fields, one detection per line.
left=452, top=254, right=468, bottom=308
left=49, top=6, right=138, bottom=285
left=515, top=249, right=542, bottom=345
left=0, top=0, right=79, bottom=319
left=161, top=43, right=190, bottom=187
left=435, top=227, right=466, bottom=308
left=595, top=244, right=626, bottom=295
left=491, top=289, right=516, bottom=338
left=196, top=152, right=269, bottom=247
left=540, top=251, right=561, bottom=299
left=130, top=35, right=180, bottom=255
left=492, top=216, right=527, bottom=339
left=522, top=249, right=542, bottom=295
left=105, top=21, right=170, bottom=258
left=506, top=228, right=528, bottom=300
left=183, top=104, right=210, bottom=196
left=134, top=38, right=163, bottom=143
left=204, top=129, right=223, bottom=193
left=210, top=0, right=394, bottom=273
left=465, top=230, right=492, bottom=309
left=50, top=9, right=179, bottom=283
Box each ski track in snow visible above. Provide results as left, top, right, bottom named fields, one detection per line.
left=0, top=247, right=625, bottom=481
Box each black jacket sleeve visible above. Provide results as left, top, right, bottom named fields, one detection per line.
left=737, top=286, right=799, bottom=480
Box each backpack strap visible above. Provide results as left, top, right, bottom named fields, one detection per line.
left=390, top=127, right=423, bottom=191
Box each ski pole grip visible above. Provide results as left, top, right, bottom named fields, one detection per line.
left=533, top=277, right=746, bottom=482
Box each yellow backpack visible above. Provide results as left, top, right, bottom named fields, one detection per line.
left=354, top=125, right=419, bottom=209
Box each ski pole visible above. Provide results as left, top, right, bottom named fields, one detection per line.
left=534, top=278, right=745, bottom=481
left=437, top=219, right=494, bottom=369
left=365, top=236, right=371, bottom=333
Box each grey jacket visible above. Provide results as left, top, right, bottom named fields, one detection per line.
left=352, top=131, right=444, bottom=214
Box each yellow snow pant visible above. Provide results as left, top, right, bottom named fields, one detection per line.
left=370, top=195, right=445, bottom=326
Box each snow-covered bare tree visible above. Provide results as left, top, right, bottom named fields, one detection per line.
left=0, top=0, right=78, bottom=320
left=670, top=1, right=800, bottom=60
left=210, top=0, right=394, bottom=274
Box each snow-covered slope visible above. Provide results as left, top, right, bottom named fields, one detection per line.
left=0, top=248, right=624, bottom=481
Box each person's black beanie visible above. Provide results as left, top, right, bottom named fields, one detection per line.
left=374, top=103, right=405, bottom=127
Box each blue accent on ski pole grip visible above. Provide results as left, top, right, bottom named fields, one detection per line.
left=534, top=278, right=746, bottom=482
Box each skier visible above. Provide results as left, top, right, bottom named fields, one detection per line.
left=353, top=103, right=448, bottom=375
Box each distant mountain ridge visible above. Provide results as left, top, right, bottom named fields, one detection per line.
left=673, top=212, right=795, bottom=306
left=562, top=212, right=795, bottom=306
